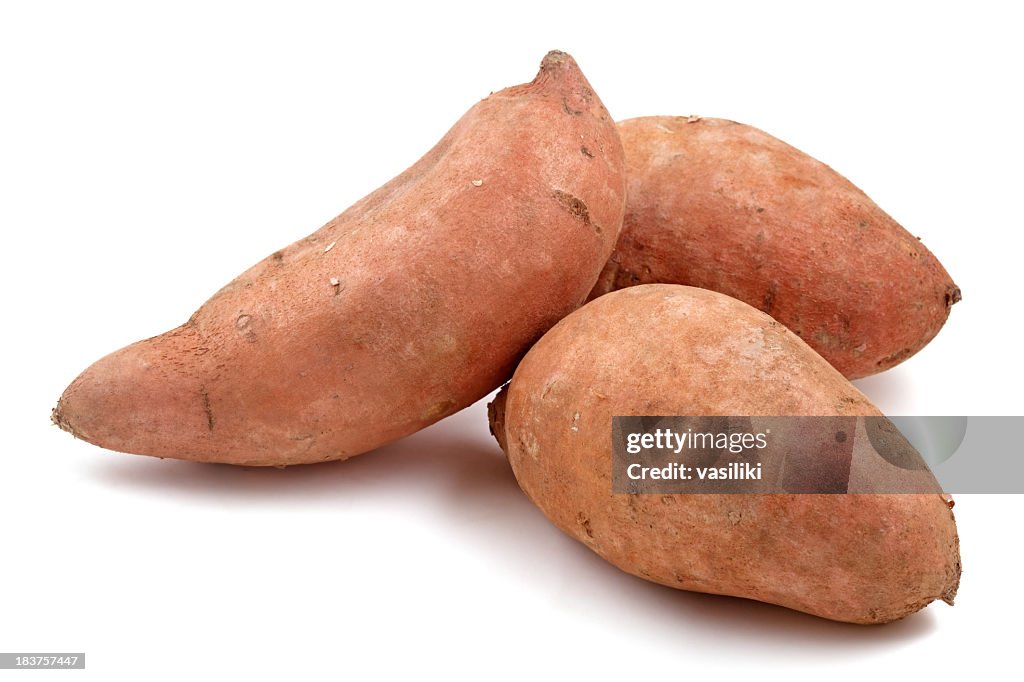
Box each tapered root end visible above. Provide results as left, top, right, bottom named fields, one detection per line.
left=50, top=329, right=210, bottom=459
left=50, top=400, right=76, bottom=436
left=540, top=50, right=573, bottom=69
left=529, top=50, right=585, bottom=88
left=945, top=284, right=962, bottom=308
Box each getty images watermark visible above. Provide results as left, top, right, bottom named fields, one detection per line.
left=612, top=416, right=1013, bottom=493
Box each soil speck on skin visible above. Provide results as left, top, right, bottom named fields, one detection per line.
left=577, top=512, right=595, bottom=539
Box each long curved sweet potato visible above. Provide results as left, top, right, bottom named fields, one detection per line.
left=54, top=51, right=626, bottom=466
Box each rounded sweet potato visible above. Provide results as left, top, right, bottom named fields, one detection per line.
left=491, top=284, right=960, bottom=624
left=54, top=51, right=626, bottom=466
left=590, top=116, right=960, bottom=379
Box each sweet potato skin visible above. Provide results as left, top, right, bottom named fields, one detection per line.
left=590, top=116, right=960, bottom=379
left=492, top=285, right=960, bottom=624
left=54, top=51, right=626, bottom=466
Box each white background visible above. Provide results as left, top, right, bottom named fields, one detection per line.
left=1, top=1, right=1022, bottom=680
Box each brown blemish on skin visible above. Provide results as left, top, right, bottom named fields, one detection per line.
left=877, top=347, right=913, bottom=367
left=762, top=282, right=778, bottom=314
left=553, top=190, right=591, bottom=224
left=580, top=145, right=594, bottom=158
left=945, top=285, right=962, bottom=307
left=200, top=386, right=214, bottom=431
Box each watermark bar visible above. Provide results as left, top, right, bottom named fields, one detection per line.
left=0, top=653, right=85, bottom=669
left=612, top=416, right=1022, bottom=494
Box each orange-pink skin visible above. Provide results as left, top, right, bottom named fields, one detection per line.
left=590, top=116, right=960, bottom=379
left=491, top=285, right=960, bottom=624
left=53, top=51, right=626, bottom=466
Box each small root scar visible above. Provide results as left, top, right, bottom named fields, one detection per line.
left=561, top=97, right=583, bottom=116
left=235, top=314, right=257, bottom=342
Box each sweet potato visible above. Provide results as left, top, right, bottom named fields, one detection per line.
left=53, top=51, right=626, bottom=466
left=490, top=284, right=960, bottom=624
left=590, top=116, right=960, bottom=379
